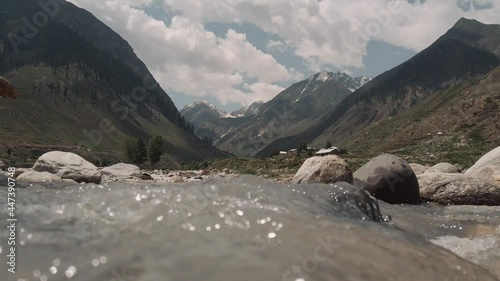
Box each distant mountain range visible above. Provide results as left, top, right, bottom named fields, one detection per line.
left=0, top=0, right=228, bottom=165
left=182, top=71, right=371, bottom=155
left=180, top=101, right=264, bottom=143
left=214, top=71, right=372, bottom=156
left=183, top=18, right=500, bottom=164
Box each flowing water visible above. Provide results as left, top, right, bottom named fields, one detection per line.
left=1, top=175, right=499, bottom=281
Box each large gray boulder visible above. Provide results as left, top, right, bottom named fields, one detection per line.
left=418, top=173, right=500, bottom=205
left=354, top=154, right=420, bottom=204
left=465, top=146, right=500, bottom=176
left=101, top=163, right=141, bottom=178
left=292, top=155, right=353, bottom=184
left=17, top=171, right=62, bottom=183
left=425, top=163, right=459, bottom=174
left=33, top=151, right=101, bottom=183
left=467, top=165, right=500, bottom=185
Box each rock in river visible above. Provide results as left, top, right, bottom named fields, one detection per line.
left=292, top=155, right=353, bottom=185
left=354, top=154, right=420, bottom=204
left=101, top=163, right=141, bottom=178
left=418, top=173, right=500, bottom=205
left=17, top=171, right=62, bottom=183
left=468, top=165, right=500, bottom=184
left=33, top=151, right=101, bottom=183
left=465, top=146, right=500, bottom=175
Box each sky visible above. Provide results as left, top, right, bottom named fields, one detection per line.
left=67, top=0, right=500, bottom=111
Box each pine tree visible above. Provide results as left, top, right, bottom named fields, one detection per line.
left=134, top=137, right=147, bottom=165
left=148, top=135, right=163, bottom=166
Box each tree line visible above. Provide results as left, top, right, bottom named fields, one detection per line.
left=124, top=135, right=164, bottom=166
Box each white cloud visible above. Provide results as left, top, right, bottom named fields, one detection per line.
left=68, top=0, right=300, bottom=106
left=68, top=0, right=500, bottom=106
left=162, top=0, right=500, bottom=68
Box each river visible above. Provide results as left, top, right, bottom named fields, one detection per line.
left=1, top=175, right=499, bottom=281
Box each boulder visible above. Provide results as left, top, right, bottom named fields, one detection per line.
left=14, top=168, right=31, bottom=178
left=354, top=154, right=420, bottom=204
left=292, top=156, right=353, bottom=185
left=425, top=163, right=459, bottom=174
left=468, top=165, right=500, bottom=185
left=0, top=160, right=6, bottom=170
left=101, top=163, right=141, bottom=178
left=465, top=146, right=500, bottom=176
left=409, top=163, right=427, bottom=175
left=418, top=173, right=500, bottom=205
left=33, top=151, right=101, bottom=183
left=17, top=171, right=62, bottom=183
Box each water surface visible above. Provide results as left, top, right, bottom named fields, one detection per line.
left=1, top=176, right=499, bottom=281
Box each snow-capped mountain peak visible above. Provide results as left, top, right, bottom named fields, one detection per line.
left=182, top=100, right=232, bottom=119
left=316, top=70, right=331, bottom=82
left=230, top=101, right=265, bottom=118
left=296, top=71, right=372, bottom=103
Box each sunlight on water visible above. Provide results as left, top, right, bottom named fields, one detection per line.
left=0, top=176, right=499, bottom=281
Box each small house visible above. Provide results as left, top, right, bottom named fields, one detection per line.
left=316, top=147, right=340, bottom=156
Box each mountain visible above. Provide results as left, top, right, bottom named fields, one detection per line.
left=181, top=100, right=233, bottom=120
left=335, top=65, right=500, bottom=167
left=256, top=18, right=500, bottom=158
left=230, top=101, right=265, bottom=118
left=0, top=0, right=228, bottom=165
left=216, top=71, right=372, bottom=156
left=180, top=101, right=262, bottom=144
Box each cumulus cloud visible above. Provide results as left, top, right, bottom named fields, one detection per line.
left=162, top=0, right=500, bottom=67
left=68, top=0, right=299, bottom=106
left=68, top=0, right=500, bottom=106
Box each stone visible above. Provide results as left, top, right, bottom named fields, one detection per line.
left=409, top=163, right=427, bottom=175
left=101, top=163, right=141, bottom=178
left=465, top=146, right=500, bottom=176
left=354, top=154, right=420, bottom=204
left=139, top=173, right=154, bottom=181
left=0, top=160, right=6, bottom=170
left=292, top=155, right=353, bottom=185
left=170, top=175, right=185, bottom=183
left=14, top=168, right=31, bottom=178
left=468, top=165, right=500, bottom=185
left=425, top=163, right=459, bottom=174
left=33, top=151, right=101, bottom=183
left=418, top=173, right=500, bottom=205
left=17, top=171, right=62, bottom=183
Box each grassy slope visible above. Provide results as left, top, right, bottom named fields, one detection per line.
left=0, top=64, right=229, bottom=167
left=315, top=67, right=500, bottom=168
